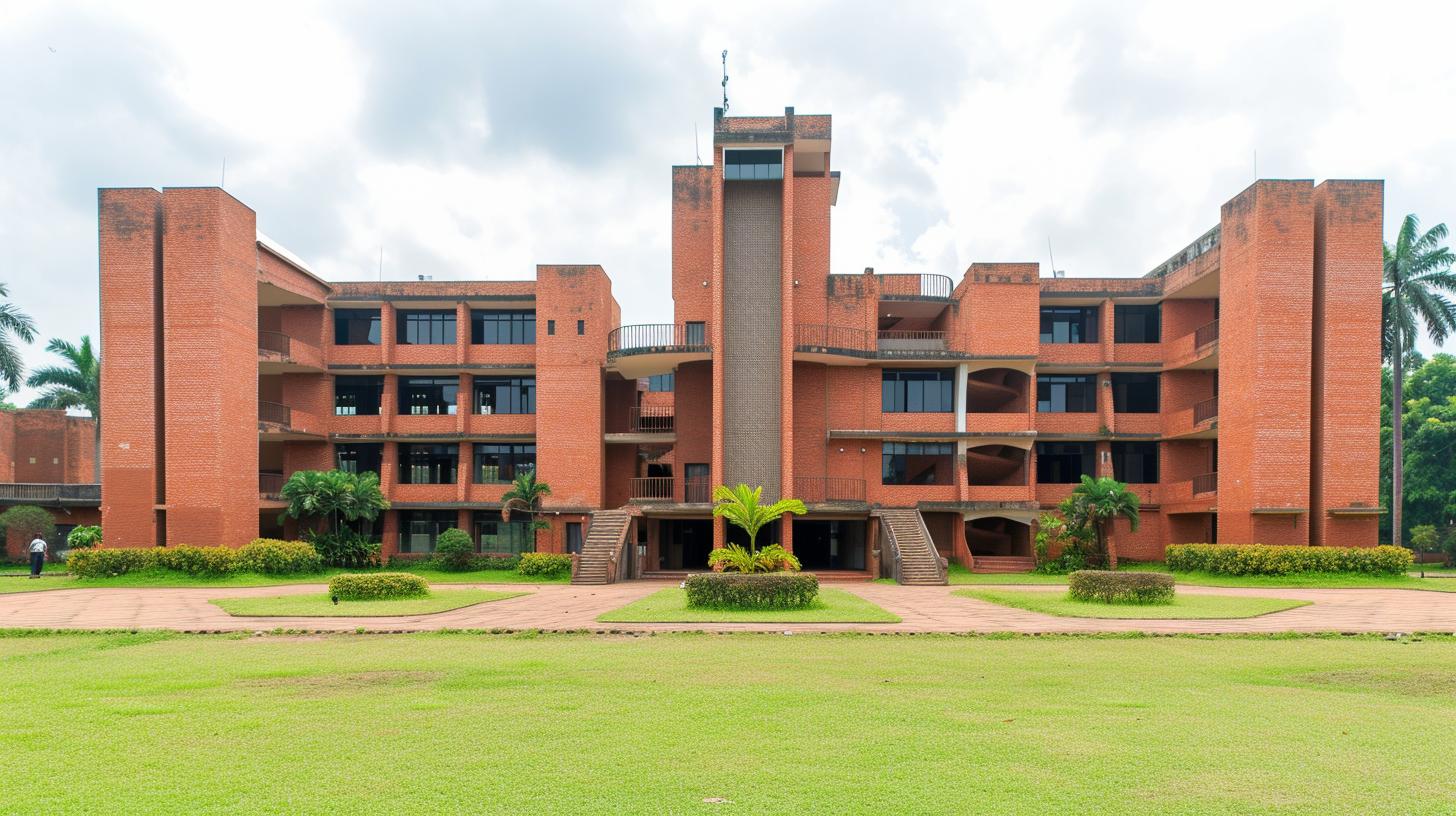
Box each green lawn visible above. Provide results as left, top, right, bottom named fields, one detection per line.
left=597, top=587, right=900, bottom=623
left=210, top=588, right=525, bottom=617
left=0, top=566, right=569, bottom=595
left=946, top=562, right=1456, bottom=591
left=954, top=588, right=1309, bottom=619
left=2, top=632, right=1454, bottom=814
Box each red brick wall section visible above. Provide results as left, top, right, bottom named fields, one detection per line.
left=962, top=264, right=1039, bottom=357
left=160, top=188, right=261, bottom=548
left=99, top=187, right=162, bottom=548
left=0, top=410, right=97, bottom=483
left=671, top=166, right=715, bottom=326
left=1217, top=181, right=1314, bottom=545
left=1310, top=180, right=1383, bottom=546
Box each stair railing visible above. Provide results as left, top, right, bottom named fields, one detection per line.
left=912, top=511, right=950, bottom=584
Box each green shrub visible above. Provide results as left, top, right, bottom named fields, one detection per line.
left=155, top=545, right=238, bottom=576
left=706, top=543, right=801, bottom=573
left=434, top=528, right=475, bottom=572
left=1067, top=570, right=1175, bottom=604
left=1165, top=543, right=1413, bottom=576
left=517, top=552, right=572, bottom=576
left=307, top=529, right=382, bottom=568
left=237, top=539, right=323, bottom=575
left=65, top=547, right=158, bottom=578
left=328, top=572, right=429, bottom=600
left=66, top=525, right=103, bottom=550
left=0, top=505, right=56, bottom=543
left=684, top=573, right=820, bottom=609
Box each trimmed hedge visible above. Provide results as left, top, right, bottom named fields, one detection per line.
left=1067, top=570, right=1175, bottom=604
left=1165, top=544, right=1412, bottom=576
left=684, top=573, right=820, bottom=610
left=237, top=539, right=323, bottom=575
left=155, top=545, right=238, bottom=576
left=434, top=528, right=475, bottom=572
left=328, top=572, right=430, bottom=600
left=65, top=547, right=156, bottom=578
left=518, top=552, right=573, bottom=576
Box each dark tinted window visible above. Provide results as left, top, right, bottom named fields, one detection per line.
left=399, top=377, right=458, bottom=415
left=724, top=149, right=784, bottom=180
left=334, top=376, right=384, bottom=416
left=398, top=444, right=458, bottom=485
left=882, top=442, right=954, bottom=485
left=474, top=377, right=534, bottom=415
left=882, top=368, right=955, bottom=413
left=471, top=310, right=535, bottom=344
left=1111, top=373, right=1160, bottom=413
left=474, top=510, right=534, bottom=556
left=1037, top=375, right=1097, bottom=413
left=334, top=309, right=381, bottom=345
left=1111, top=441, right=1159, bottom=483
left=335, top=443, right=383, bottom=475
left=1039, top=307, right=1099, bottom=343
left=1114, top=304, right=1162, bottom=343
left=398, top=310, right=455, bottom=345
left=473, top=443, right=535, bottom=484
left=399, top=510, right=458, bottom=553
left=1035, top=442, right=1095, bottom=483
left=647, top=373, right=674, bottom=392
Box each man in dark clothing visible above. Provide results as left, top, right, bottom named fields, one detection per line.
left=28, top=535, right=47, bottom=578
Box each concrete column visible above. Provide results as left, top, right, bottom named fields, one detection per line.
left=954, top=362, right=969, bottom=432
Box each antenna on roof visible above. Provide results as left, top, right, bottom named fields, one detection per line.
left=721, top=50, right=729, bottom=113
left=694, top=122, right=701, bottom=165
left=378, top=246, right=383, bottom=281
left=220, top=157, right=226, bottom=188
left=1047, top=238, right=1064, bottom=278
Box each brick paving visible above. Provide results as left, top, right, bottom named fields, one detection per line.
left=3, top=580, right=1455, bottom=634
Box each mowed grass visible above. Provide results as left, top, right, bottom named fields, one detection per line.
left=597, top=588, right=900, bottom=623
left=946, top=562, right=1456, bottom=592
left=955, top=588, right=1309, bottom=619
left=0, top=565, right=569, bottom=595
left=210, top=589, right=525, bottom=617
left=2, top=632, right=1454, bottom=815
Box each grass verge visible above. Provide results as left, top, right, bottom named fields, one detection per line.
left=210, top=588, right=525, bottom=617
left=597, top=587, right=900, bottom=623
left=954, top=587, right=1309, bottom=619
left=946, top=562, right=1456, bottom=591
left=0, top=566, right=569, bottom=595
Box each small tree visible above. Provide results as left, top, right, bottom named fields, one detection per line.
left=706, top=484, right=807, bottom=573
left=281, top=469, right=389, bottom=534
left=501, top=471, right=553, bottom=536
left=1032, top=512, right=1091, bottom=574
left=0, top=505, right=56, bottom=559
left=435, top=528, right=475, bottom=572
left=1059, top=475, right=1141, bottom=570
left=66, top=525, right=102, bottom=549
left=1410, top=524, right=1441, bottom=577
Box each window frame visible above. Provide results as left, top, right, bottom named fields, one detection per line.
left=1111, top=441, right=1160, bottom=484
left=1113, top=304, right=1162, bottom=344
left=881, top=441, right=955, bottom=485
left=396, top=309, right=457, bottom=345
left=1034, top=442, right=1096, bottom=484
left=333, top=308, right=382, bottom=346
left=1111, top=372, right=1161, bottom=413
left=397, top=443, right=459, bottom=485
left=398, top=376, right=459, bottom=416
left=881, top=368, right=956, bottom=413
left=333, top=375, right=385, bottom=416
left=470, top=309, right=536, bottom=345
left=1036, top=374, right=1098, bottom=413
left=472, top=443, right=536, bottom=484
left=473, top=376, right=535, bottom=415
left=1039, top=306, right=1100, bottom=344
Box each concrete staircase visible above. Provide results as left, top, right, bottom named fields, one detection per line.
left=971, top=555, right=1036, bottom=574
left=875, top=509, right=947, bottom=585
left=571, top=510, right=630, bottom=585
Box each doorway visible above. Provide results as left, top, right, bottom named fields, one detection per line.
left=792, top=519, right=867, bottom=570
left=658, top=519, right=712, bottom=570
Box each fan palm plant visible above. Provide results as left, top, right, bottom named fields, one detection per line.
left=710, top=483, right=806, bottom=556
left=500, top=471, right=553, bottom=534
left=1059, top=475, right=1141, bottom=570
left=1383, top=214, right=1456, bottom=547
left=0, top=282, right=37, bottom=395
left=26, top=336, right=100, bottom=481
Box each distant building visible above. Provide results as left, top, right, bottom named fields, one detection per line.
left=95, top=106, right=1383, bottom=583
left=0, top=408, right=99, bottom=558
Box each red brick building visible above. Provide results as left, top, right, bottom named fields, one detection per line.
left=0, top=408, right=100, bottom=558
left=97, top=108, right=1383, bottom=583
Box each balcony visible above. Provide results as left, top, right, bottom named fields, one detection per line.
left=1192, top=472, right=1217, bottom=496
left=628, top=476, right=710, bottom=504
left=606, top=323, right=711, bottom=379
left=632, top=406, right=674, bottom=433
left=1193, top=396, right=1218, bottom=425
left=259, top=472, right=285, bottom=499
left=259, top=400, right=324, bottom=439
left=877, top=330, right=949, bottom=357
left=0, top=483, right=100, bottom=506
left=794, top=476, right=867, bottom=505
left=258, top=330, right=323, bottom=373
left=794, top=324, right=967, bottom=363
left=1164, top=319, right=1220, bottom=371
left=877, top=273, right=954, bottom=301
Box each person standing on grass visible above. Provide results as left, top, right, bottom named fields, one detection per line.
left=28, top=534, right=46, bottom=578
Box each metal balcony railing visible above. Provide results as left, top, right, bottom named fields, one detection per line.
left=795, top=324, right=874, bottom=353
left=259, top=400, right=292, bottom=426
left=684, top=478, right=710, bottom=504
left=794, top=476, right=867, bottom=504
left=1192, top=472, right=1218, bottom=496
left=877, top=330, right=949, bottom=350
left=877, top=273, right=954, bottom=299
left=259, top=472, right=285, bottom=496
left=607, top=323, right=710, bottom=357
left=258, top=330, right=291, bottom=356
left=1194, top=319, right=1220, bottom=350
left=0, top=483, right=100, bottom=503
left=1193, top=396, right=1219, bottom=425
left=629, top=477, right=675, bottom=501
left=631, top=405, right=675, bottom=433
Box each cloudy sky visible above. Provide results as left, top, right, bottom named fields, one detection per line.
left=2, top=0, right=1454, bottom=405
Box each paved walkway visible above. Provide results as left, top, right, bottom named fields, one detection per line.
left=3, top=580, right=1456, bottom=634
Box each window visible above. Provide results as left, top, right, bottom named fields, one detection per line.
left=399, top=377, right=458, bottom=416
left=685, top=463, right=710, bottom=502
left=397, top=310, right=456, bottom=345
left=398, top=444, right=458, bottom=484
left=474, top=377, right=535, bottom=415
left=576, top=319, right=585, bottom=336
left=335, top=443, right=383, bottom=476
left=471, top=310, right=535, bottom=344
left=646, top=373, right=674, bottom=392
left=882, top=442, right=954, bottom=485
left=724, top=148, right=784, bottom=180
left=473, top=443, right=535, bottom=484
left=685, top=322, right=706, bottom=345
left=1111, top=373, right=1160, bottom=413
left=565, top=522, right=584, bottom=554
left=473, top=510, right=534, bottom=556
left=1035, top=442, right=1095, bottom=483
left=399, top=510, right=457, bottom=553
left=546, top=320, right=555, bottom=336
left=882, top=368, right=955, bottom=413
left=334, top=309, right=381, bottom=345
left=1040, top=306, right=1099, bottom=343
left=1114, top=304, right=1162, bottom=343
left=1112, top=441, right=1159, bottom=483
left=1037, top=375, right=1097, bottom=413
left=333, top=376, right=384, bottom=416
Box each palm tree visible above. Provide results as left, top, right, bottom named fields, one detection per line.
left=501, top=471, right=553, bottom=536
left=280, top=469, right=388, bottom=533
left=0, top=282, right=37, bottom=394
left=1384, top=214, right=1456, bottom=547
left=709, top=483, right=806, bottom=554
left=27, top=336, right=100, bottom=482
left=1059, top=475, right=1141, bottom=570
